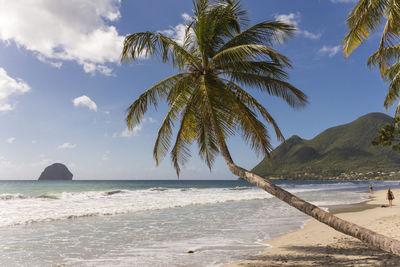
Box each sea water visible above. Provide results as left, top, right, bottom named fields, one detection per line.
left=0, top=180, right=398, bottom=266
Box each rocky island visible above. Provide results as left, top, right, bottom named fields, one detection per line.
left=38, top=163, right=73, bottom=181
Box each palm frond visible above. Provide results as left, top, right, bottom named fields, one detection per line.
left=153, top=76, right=194, bottom=165
left=384, top=61, right=400, bottom=82
left=204, top=76, right=273, bottom=156
left=343, top=0, right=389, bottom=54
left=121, top=32, right=199, bottom=71
left=378, top=1, right=400, bottom=50
left=384, top=69, right=400, bottom=109
left=224, top=71, right=308, bottom=108
left=218, top=61, right=289, bottom=80
left=343, top=0, right=389, bottom=57
left=210, top=44, right=292, bottom=69
left=223, top=79, right=284, bottom=141
left=368, top=44, right=400, bottom=69
left=170, top=109, right=196, bottom=177
left=196, top=106, right=220, bottom=171
left=170, top=86, right=202, bottom=177
left=395, top=101, right=400, bottom=117
left=218, top=20, right=296, bottom=53
left=197, top=76, right=231, bottom=145
left=373, top=5, right=400, bottom=73
left=193, top=0, right=248, bottom=59
left=126, top=73, right=188, bottom=129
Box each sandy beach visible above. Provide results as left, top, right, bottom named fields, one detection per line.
left=226, top=188, right=400, bottom=266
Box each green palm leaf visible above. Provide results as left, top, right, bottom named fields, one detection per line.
left=225, top=72, right=307, bottom=108
left=122, top=32, right=199, bottom=71
left=218, top=20, right=296, bottom=52
left=153, top=75, right=194, bottom=164
left=210, top=44, right=291, bottom=69
left=384, top=66, right=400, bottom=109
left=342, top=0, right=388, bottom=57
left=126, top=73, right=188, bottom=128
left=223, top=80, right=285, bottom=141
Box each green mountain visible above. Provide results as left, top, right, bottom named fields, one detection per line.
left=252, top=113, right=400, bottom=179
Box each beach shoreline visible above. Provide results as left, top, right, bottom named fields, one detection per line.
left=225, top=188, right=400, bottom=266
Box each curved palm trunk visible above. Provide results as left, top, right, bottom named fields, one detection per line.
left=217, top=139, right=400, bottom=256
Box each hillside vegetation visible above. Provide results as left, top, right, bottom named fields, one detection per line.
left=252, top=113, right=400, bottom=179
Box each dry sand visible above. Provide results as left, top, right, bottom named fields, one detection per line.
left=225, top=188, right=400, bottom=267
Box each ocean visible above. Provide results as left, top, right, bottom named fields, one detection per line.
left=0, top=179, right=398, bottom=266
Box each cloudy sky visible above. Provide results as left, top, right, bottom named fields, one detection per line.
left=0, top=0, right=392, bottom=179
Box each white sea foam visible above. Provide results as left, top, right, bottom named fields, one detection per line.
left=0, top=183, right=371, bottom=227
left=0, top=187, right=273, bottom=227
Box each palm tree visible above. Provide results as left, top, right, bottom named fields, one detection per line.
left=343, top=0, right=400, bottom=113
left=122, top=0, right=400, bottom=255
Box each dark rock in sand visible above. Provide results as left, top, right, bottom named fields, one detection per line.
left=38, top=163, right=73, bottom=181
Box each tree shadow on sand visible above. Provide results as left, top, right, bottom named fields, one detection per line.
left=239, top=238, right=400, bottom=266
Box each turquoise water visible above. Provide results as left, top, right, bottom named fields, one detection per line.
left=0, top=180, right=398, bottom=266
left=0, top=180, right=253, bottom=195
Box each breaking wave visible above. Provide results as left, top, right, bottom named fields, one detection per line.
left=0, top=187, right=272, bottom=227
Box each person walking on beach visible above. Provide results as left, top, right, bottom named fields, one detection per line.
left=369, top=184, right=373, bottom=193
left=387, top=188, right=395, bottom=208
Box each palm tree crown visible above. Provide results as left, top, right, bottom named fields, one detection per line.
left=121, top=0, right=307, bottom=176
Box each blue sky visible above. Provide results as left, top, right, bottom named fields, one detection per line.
left=0, top=0, right=393, bottom=179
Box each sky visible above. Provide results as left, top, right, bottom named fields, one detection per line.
left=0, top=0, right=394, bottom=180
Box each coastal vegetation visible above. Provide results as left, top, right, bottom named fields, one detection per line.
left=253, top=113, right=400, bottom=180
left=122, top=0, right=400, bottom=256
left=372, top=115, right=400, bottom=151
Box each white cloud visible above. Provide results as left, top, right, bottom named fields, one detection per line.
left=73, top=95, right=98, bottom=111
left=67, top=162, right=77, bottom=168
left=7, top=137, right=15, bottom=143
left=58, top=142, right=76, bottom=149
left=330, top=0, right=358, bottom=3
left=102, top=151, right=110, bottom=161
left=114, top=117, right=155, bottom=138
left=301, top=30, right=322, bottom=40
left=181, top=13, right=192, bottom=22
left=0, top=68, right=31, bottom=111
left=318, top=45, right=341, bottom=57
left=274, top=12, right=321, bottom=40
left=0, top=155, right=15, bottom=169
left=36, top=54, right=62, bottom=69
left=30, top=157, right=53, bottom=167
left=120, top=125, right=142, bottom=137
left=275, top=12, right=301, bottom=27
left=0, top=0, right=124, bottom=75
left=159, top=13, right=193, bottom=45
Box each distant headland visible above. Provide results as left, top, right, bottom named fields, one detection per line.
left=252, top=113, right=400, bottom=180
left=38, top=163, right=73, bottom=181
